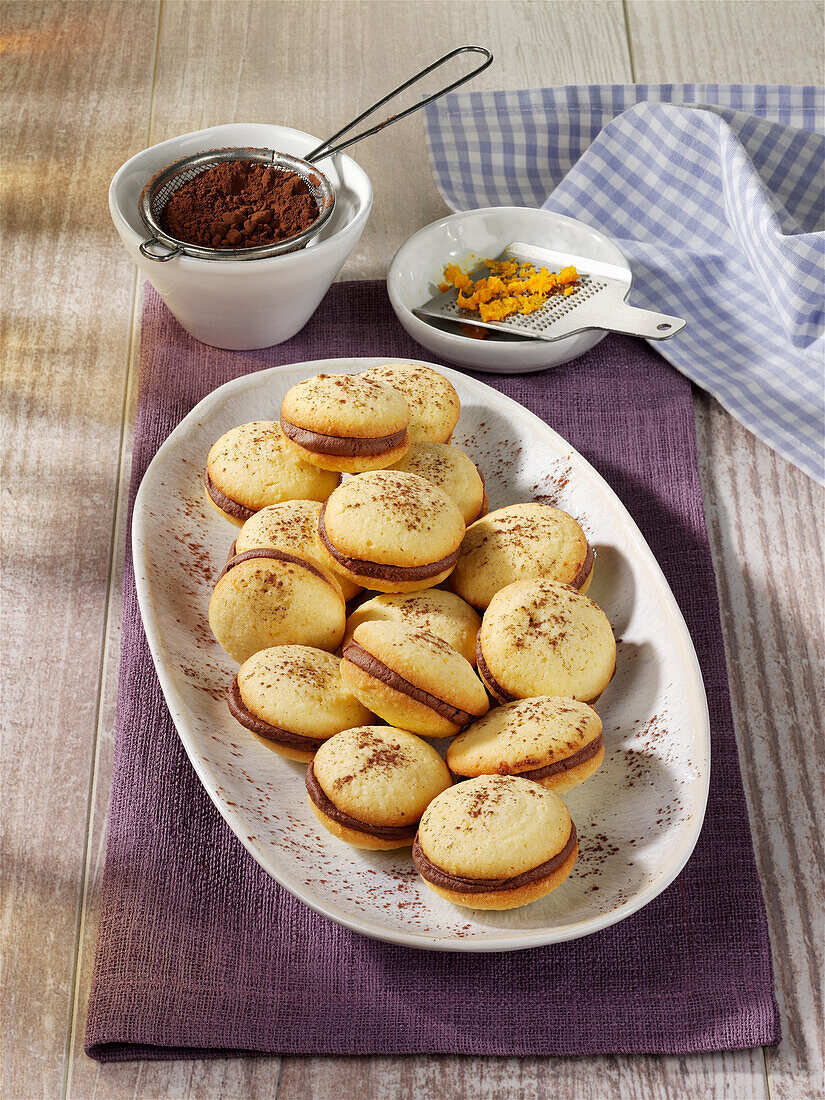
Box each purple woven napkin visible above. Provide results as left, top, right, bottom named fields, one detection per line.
left=85, top=282, right=779, bottom=1060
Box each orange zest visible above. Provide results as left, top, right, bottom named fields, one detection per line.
left=441, top=259, right=580, bottom=324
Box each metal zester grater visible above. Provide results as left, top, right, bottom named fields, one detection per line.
left=414, top=242, right=686, bottom=341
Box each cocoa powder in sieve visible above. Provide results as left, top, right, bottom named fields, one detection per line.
left=160, top=159, right=320, bottom=249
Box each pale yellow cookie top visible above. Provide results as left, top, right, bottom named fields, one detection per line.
left=417, top=775, right=573, bottom=879
left=322, top=470, right=465, bottom=567
left=361, top=363, right=459, bottom=443
left=389, top=442, right=484, bottom=526
left=348, top=620, right=489, bottom=716
left=313, top=725, right=452, bottom=827
left=234, top=499, right=361, bottom=600
left=480, top=578, right=615, bottom=701
left=237, top=645, right=372, bottom=738
left=450, top=502, right=589, bottom=610
left=208, top=554, right=345, bottom=663
left=235, top=499, right=318, bottom=552
left=207, top=422, right=340, bottom=510
left=344, top=589, right=481, bottom=664
left=280, top=374, right=409, bottom=438
left=447, top=697, right=603, bottom=777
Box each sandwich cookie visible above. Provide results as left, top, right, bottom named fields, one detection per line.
left=280, top=373, right=410, bottom=472
left=343, top=588, right=481, bottom=666
left=450, top=502, right=594, bottom=610
left=229, top=645, right=373, bottom=762
left=340, top=620, right=489, bottom=738
left=208, top=548, right=345, bottom=663
left=413, top=775, right=578, bottom=910
left=205, top=421, right=340, bottom=527
left=234, top=499, right=362, bottom=601
left=477, top=577, right=615, bottom=704
left=447, top=697, right=604, bottom=793
left=306, top=725, right=452, bottom=849
left=361, top=362, right=460, bottom=443
left=389, top=441, right=487, bottom=526
left=319, top=470, right=465, bottom=594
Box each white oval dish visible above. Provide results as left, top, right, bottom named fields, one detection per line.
left=133, top=357, right=709, bottom=952
left=387, top=207, right=630, bottom=372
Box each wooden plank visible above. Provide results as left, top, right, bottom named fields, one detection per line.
left=0, top=3, right=160, bottom=1099
left=626, top=0, right=823, bottom=84
left=62, top=2, right=816, bottom=1098
left=694, top=399, right=825, bottom=1100
left=277, top=1048, right=767, bottom=1100
left=627, top=4, right=825, bottom=1098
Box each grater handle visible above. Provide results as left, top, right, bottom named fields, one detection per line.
left=571, top=299, right=687, bottom=340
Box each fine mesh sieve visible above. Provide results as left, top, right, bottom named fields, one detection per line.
left=138, top=45, right=493, bottom=262
left=139, top=148, right=334, bottom=261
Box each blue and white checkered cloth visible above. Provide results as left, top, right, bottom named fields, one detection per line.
left=423, top=86, right=825, bottom=483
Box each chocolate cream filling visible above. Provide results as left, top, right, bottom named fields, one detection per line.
left=517, top=732, right=604, bottom=781
left=228, top=678, right=327, bottom=751
left=305, top=762, right=418, bottom=840
left=280, top=417, right=407, bottom=457
left=476, top=636, right=606, bottom=705
left=204, top=469, right=256, bottom=522
left=413, top=823, right=577, bottom=893
left=217, top=546, right=336, bottom=589
left=569, top=543, right=595, bottom=590
left=318, top=502, right=461, bottom=582
left=469, top=490, right=489, bottom=525
left=342, top=641, right=476, bottom=727
left=476, top=639, right=515, bottom=702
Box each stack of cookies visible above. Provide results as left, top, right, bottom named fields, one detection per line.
left=203, top=361, right=616, bottom=911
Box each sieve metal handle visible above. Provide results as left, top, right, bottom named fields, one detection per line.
left=304, top=45, right=493, bottom=164
left=140, top=238, right=181, bottom=262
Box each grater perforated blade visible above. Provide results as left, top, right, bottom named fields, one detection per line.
left=414, top=242, right=686, bottom=342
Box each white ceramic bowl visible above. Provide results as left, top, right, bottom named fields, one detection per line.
left=110, top=124, right=373, bottom=350
left=387, top=206, right=630, bottom=373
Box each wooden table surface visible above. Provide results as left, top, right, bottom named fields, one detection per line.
left=2, top=2, right=823, bottom=1097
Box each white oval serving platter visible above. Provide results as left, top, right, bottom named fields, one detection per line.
left=133, top=357, right=710, bottom=952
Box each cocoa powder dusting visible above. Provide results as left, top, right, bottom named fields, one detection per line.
left=161, top=159, right=319, bottom=249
